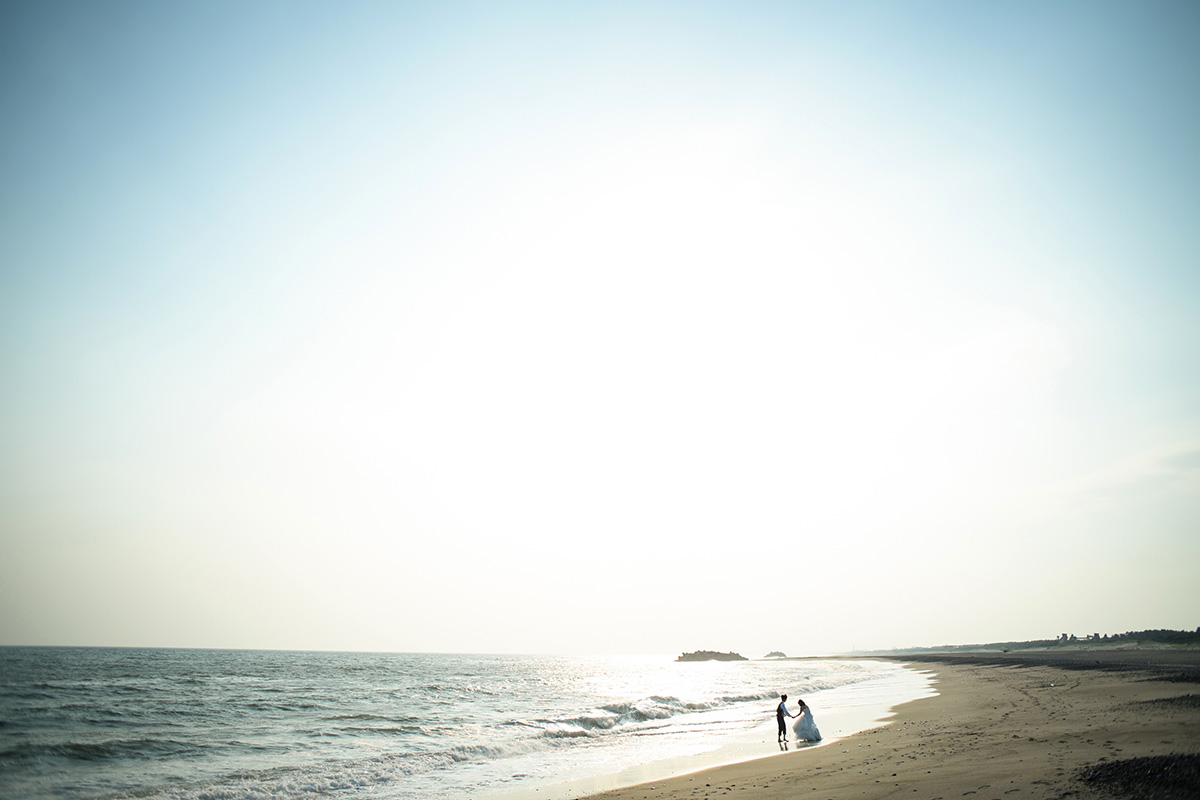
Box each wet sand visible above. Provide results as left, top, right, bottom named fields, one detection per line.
left=580, top=649, right=1200, bottom=800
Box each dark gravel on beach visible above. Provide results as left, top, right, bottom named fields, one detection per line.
left=1077, top=754, right=1200, bottom=800
left=1137, top=694, right=1200, bottom=710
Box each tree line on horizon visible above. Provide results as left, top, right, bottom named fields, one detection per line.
left=862, top=628, right=1200, bottom=654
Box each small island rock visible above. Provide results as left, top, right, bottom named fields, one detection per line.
left=676, top=650, right=748, bottom=662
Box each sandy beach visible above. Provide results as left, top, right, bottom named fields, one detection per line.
left=580, top=649, right=1200, bottom=800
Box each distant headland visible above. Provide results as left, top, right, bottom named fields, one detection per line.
left=850, top=628, right=1200, bottom=656
left=676, top=650, right=748, bottom=662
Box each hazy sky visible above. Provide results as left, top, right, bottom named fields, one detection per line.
left=2, top=1, right=1197, bottom=656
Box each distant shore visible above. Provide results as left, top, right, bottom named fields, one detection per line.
left=580, top=647, right=1200, bottom=800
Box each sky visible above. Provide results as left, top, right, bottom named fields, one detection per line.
left=1, top=0, right=1198, bottom=657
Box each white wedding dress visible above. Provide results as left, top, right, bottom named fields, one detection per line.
left=792, top=707, right=822, bottom=741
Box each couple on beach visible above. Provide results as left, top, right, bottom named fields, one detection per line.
left=776, top=694, right=821, bottom=744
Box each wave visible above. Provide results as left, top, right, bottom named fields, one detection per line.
left=1, top=737, right=209, bottom=763
left=418, top=683, right=499, bottom=697
left=324, top=713, right=424, bottom=724
left=515, top=676, right=859, bottom=741
left=334, top=726, right=428, bottom=736
left=109, top=738, right=555, bottom=800
left=518, top=689, right=779, bottom=739
left=237, top=701, right=328, bottom=713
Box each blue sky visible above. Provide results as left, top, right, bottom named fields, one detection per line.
left=2, top=1, right=1197, bottom=654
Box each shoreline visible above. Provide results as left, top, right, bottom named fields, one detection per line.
left=481, top=660, right=936, bottom=800
left=574, top=648, right=1200, bottom=800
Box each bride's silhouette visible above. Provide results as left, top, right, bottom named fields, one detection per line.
left=791, top=698, right=822, bottom=742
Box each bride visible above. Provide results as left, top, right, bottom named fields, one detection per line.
left=791, top=698, right=822, bottom=742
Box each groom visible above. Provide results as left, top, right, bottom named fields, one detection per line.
left=776, top=694, right=798, bottom=742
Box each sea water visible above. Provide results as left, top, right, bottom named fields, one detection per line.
left=0, top=648, right=934, bottom=800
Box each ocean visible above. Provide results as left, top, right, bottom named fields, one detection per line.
left=0, top=648, right=934, bottom=800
